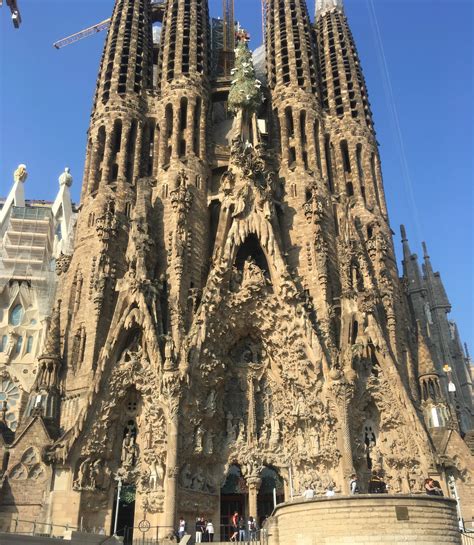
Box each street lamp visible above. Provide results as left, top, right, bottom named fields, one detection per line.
left=113, top=475, right=123, bottom=536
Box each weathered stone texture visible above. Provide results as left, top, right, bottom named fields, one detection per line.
left=0, top=0, right=472, bottom=541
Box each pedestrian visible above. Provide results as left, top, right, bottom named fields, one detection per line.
left=248, top=516, right=258, bottom=542
left=349, top=473, right=360, bottom=494
left=178, top=517, right=186, bottom=542
left=230, top=511, right=239, bottom=542
left=325, top=484, right=335, bottom=497
left=238, top=516, right=246, bottom=542
left=424, top=478, right=443, bottom=496
left=195, top=516, right=205, bottom=543
left=368, top=470, right=387, bottom=494
left=206, top=519, right=215, bottom=542
left=303, top=485, right=315, bottom=500
left=432, top=479, right=444, bottom=496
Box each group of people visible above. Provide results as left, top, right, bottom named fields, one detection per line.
left=229, top=511, right=258, bottom=542
left=178, top=516, right=215, bottom=543
left=177, top=513, right=259, bottom=543
left=303, top=470, right=445, bottom=497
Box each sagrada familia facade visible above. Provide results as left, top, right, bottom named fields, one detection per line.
left=0, top=0, right=472, bottom=540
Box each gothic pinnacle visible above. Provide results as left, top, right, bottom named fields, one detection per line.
left=417, top=321, right=438, bottom=378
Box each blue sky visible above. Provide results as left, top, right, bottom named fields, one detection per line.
left=0, top=0, right=472, bottom=350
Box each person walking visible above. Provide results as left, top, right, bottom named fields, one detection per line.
left=206, top=519, right=215, bottom=542
left=248, top=516, right=258, bottom=542
left=230, top=511, right=239, bottom=542
left=178, top=517, right=186, bottom=542
left=349, top=473, right=360, bottom=494
left=195, top=516, right=205, bottom=543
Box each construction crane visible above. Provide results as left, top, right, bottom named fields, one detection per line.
left=53, top=0, right=165, bottom=50
left=1, top=0, right=22, bottom=28
left=53, top=18, right=111, bottom=49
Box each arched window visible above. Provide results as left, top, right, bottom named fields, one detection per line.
left=26, top=336, right=34, bottom=354
left=9, top=305, right=23, bottom=326
left=16, top=336, right=23, bottom=354
left=0, top=336, right=7, bottom=352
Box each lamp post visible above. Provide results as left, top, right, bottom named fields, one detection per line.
left=113, top=475, right=123, bottom=536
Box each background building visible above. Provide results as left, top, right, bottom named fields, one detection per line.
left=0, top=166, right=76, bottom=431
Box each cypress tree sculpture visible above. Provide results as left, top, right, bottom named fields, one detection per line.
left=228, top=37, right=262, bottom=141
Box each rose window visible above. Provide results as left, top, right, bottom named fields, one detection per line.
left=0, top=378, right=20, bottom=430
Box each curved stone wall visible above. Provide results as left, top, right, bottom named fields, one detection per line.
left=265, top=495, right=461, bottom=545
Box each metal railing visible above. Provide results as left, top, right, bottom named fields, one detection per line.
left=5, top=517, right=79, bottom=537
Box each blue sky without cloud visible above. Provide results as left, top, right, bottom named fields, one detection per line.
left=0, top=0, right=472, bottom=350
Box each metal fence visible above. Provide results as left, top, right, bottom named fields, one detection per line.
left=6, top=517, right=79, bottom=537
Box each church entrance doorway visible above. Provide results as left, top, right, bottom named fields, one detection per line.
left=257, top=467, right=284, bottom=527
left=110, top=483, right=136, bottom=544
left=220, top=465, right=248, bottom=540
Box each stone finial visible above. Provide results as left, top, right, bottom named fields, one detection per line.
left=316, top=0, right=344, bottom=17
left=13, top=164, right=28, bottom=183
left=400, top=224, right=408, bottom=243
left=59, top=167, right=73, bottom=187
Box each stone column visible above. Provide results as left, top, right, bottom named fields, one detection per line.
left=172, top=108, right=181, bottom=159
left=247, top=476, right=262, bottom=521
left=163, top=377, right=181, bottom=536
left=164, top=416, right=179, bottom=534
left=132, top=122, right=144, bottom=184
left=329, top=373, right=355, bottom=494
left=279, top=111, right=290, bottom=164
left=186, top=97, right=196, bottom=157
left=118, top=121, right=132, bottom=180
left=100, top=130, right=114, bottom=185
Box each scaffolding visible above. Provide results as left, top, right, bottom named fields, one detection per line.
left=0, top=205, right=57, bottom=316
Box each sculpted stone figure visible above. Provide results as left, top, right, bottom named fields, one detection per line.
left=13, top=164, right=28, bottom=183
left=121, top=431, right=139, bottom=468
left=179, top=463, right=193, bottom=489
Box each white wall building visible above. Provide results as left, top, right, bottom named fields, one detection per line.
left=0, top=165, right=76, bottom=430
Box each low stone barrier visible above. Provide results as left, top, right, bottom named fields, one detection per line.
left=265, top=494, right=461, bottom=545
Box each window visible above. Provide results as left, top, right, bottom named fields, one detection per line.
left=9, top=305, right=23, bottom=326
left=26, top=336, right=34, bottom=354
left=0, top=336, right=7, bottom=352
left=16, top=336, right=23, bottom=354
left=55, top=223, right=62, bottom=241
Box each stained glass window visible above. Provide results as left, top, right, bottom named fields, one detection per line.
left=9, top=304, right=23, bottom=326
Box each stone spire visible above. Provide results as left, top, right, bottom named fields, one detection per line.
left=24, top=301, right=63, bottom=428
left=401, top=225, right=425, bottom=296
left=316, top=0, right=373, bottom=127
left=156, top=0, right=210, bottom=90
left=92, top=0, right=153, bottom=108
left=266, top=0, right=319, bottom=94
left=417, top=321, right=438, bottom=378
left=422, top=241, right=450, bottom=310
left=316, top=0, right=344, bottom=17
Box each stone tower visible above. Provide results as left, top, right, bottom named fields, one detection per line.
left=1, top=0, right=472, bottom=540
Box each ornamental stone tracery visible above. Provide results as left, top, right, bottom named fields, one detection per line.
left=0, top=0, right=472, bottom=539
